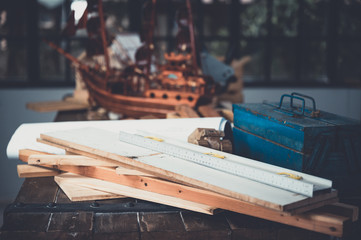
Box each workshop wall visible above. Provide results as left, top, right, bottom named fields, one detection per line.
left=0, top=88, right=72, bottom=203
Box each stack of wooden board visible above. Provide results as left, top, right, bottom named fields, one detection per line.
left=16, top=127, right=359, bottom=237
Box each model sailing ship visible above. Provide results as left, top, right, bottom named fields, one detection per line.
left=46, top=0, right=215, bottom=118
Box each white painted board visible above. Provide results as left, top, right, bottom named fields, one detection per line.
left=7, top=117, right=225, bottom=160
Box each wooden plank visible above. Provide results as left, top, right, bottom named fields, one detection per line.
left=22, top=145, right=336, bottom=214
left=57, top=182, right=125, bottom=202
left=166, top=112, right=181, bottom=119
left=320, top=202, right=359, bottom=222
left=38, top=128, right=332, bottom=212
left=197, top=105, right=221, bottom=117
left=219, top=109, right=234, bottom=123
left=18, top=149, right=356, bottom=237
left=17, top=164, right=61, bottom=178
left=54, top=174, right=125, bottom=201
left=26, top=100, right=89, bottom=112
left=19, top=149, right=53, bottom=162
left=175, top=104, right=200, bottom=118
left=55, top=173, right=217, bottom=215
left=115, top=166, right=154, bottom=177
left=28, top=154, right=121, bottom=167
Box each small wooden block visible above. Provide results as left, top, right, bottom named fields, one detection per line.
left=188, top=128, right=232, bottom=153
left=188, top=128, right=223, bottom=143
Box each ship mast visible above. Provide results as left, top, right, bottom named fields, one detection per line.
left=146, top=0, right=157, bottom=75
left=97, top=0, right=111, bottom=78
left=140, top=0, right=157, bottom=75
left=185, top=0, right=199, bottom=71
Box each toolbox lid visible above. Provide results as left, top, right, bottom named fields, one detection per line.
left=233, top=102, right=336, bottom=153
left=233, top=102, right=335, bottom=131
left=233, top=91, right=360, bottom=130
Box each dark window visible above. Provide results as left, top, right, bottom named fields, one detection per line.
left=0, top=0, right=360, bottom=88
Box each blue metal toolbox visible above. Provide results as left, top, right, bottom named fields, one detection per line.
left=232, top=93, right=361, bottom=197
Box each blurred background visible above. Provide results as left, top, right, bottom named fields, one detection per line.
left=0, top=0, right=360, bottom=224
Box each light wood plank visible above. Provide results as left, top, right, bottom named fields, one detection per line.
left=21, top=146, right=336, bottom=214
left=26, top=100, right=89, bottom=112
left=219, top=109, right=234, bottom=122
left=166, top=112, right=181, bottom=119
left=175, top=104, right=200, bottom=118
left=54, top=165, right=352, bottom=237
left=197, top=105, right=221, bottom=117
left=28, top=154, right=121, bottom=167
left=115, top=166, right=154, bottom=176
left=19, top=149, right=53, bottom=162
left=55, top=175, right=125, bottom=201
left=38, top=128, right=332, bottom=212
left=321, top=202, right=359, bottom=222
left=55, top=173, right=217, bottom=215
left=18, top=149, right=356, bottom=237
left=17, top=164, right=60, bottom=178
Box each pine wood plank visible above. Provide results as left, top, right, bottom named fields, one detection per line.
left=175, top=104, right=200, bottom=118
left=54, top=174, right=125, bottom=201
left=19, top=149, right=53, bottom=162
left=219, top=109, right=234, bottom=122
left=166, top=111, right=182, bottom=119
left=18, top=149, right=356, bottom=237
left=21, top=144, right=336, bottom=214
left=320, top=203, right=359, bottom=222
left=28, top=154, right=121, bottom=167
left=38, top=128, right=332, bottom=212
left=26, top=100, right=89, bottom=112
left=17, top=164, right=61, bottom=178
left=197, top=105, right=221, bottom=117
left=115, top=166, right=154, bottom=176
left=55, top=173, right=217, bottom=215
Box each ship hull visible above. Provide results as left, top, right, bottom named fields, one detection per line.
left=81, top=71, right=208, bottom=118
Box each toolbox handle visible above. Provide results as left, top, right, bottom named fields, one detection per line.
left=291, top=92, right=320, bottom=117
left=291, top=92, right=317, bottom=111
left=278, top=94, right=306, bottom=116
